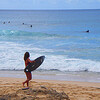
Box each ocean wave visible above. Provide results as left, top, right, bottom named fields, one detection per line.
left=42, top=55, right=100, bottom=72
left=0, top=30, right=64, bottom=39
left=0, top=30, right=100, bottom=42
left=0, top=30, right=84, bottom=40
left=0, top=57, right=100, bottom=72
left=0, top=40, right=100, bottom=72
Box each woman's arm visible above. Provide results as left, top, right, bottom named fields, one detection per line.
left=27, top=58, right=35, bottom=63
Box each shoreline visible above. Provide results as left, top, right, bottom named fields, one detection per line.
left=0, top=70, right=100, bottom=83
left=0, top=77, right=100, bottom=100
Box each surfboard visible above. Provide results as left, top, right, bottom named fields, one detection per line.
left=24, top=56, right=45, bottom=72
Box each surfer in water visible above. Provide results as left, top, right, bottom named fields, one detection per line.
left=23, top=52, right=35, bottom=88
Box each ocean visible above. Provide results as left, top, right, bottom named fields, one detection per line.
left=0, top=10, right=100, bottom=82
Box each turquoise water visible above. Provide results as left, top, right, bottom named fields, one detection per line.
left=0, top=10, right=100, bottom=72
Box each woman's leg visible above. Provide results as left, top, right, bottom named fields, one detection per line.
left=23, top=72, right=32, bottom=87
left=26, top=72, right=32, bottom=87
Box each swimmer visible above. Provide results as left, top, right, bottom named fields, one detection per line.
left=86, top=30, right=89, bottom=33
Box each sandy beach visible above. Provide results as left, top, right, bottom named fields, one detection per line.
left=0, top=77, right=100, bottom=100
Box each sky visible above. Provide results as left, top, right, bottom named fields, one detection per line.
left=0, top=0, right=100, bottom=10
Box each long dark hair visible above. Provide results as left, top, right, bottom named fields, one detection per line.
left=24, top=52, right=30, bottom=61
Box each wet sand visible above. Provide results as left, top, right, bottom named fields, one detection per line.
left=0, top=70, right=100, bottom=83
left=0, top=77, right=100, bottom=100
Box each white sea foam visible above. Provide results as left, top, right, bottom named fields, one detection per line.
left=42, top=55, right=100, bottom=72
left=0, top=41, right=100, bottom=72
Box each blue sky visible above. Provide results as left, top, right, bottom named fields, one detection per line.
left=0, top=0, right=100, bottom=10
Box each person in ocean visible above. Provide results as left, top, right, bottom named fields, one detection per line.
left=23, top=52, right=35, bottom=88
left=86, top=30, right=89, bottom=33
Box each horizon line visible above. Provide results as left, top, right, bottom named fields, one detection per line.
left=0, top=8, right=100, bottom=11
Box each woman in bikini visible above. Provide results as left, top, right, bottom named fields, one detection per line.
left=23, top=52, right=35, bottom=88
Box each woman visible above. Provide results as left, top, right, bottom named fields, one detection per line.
left=23, top=52, right=35, bottom=88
